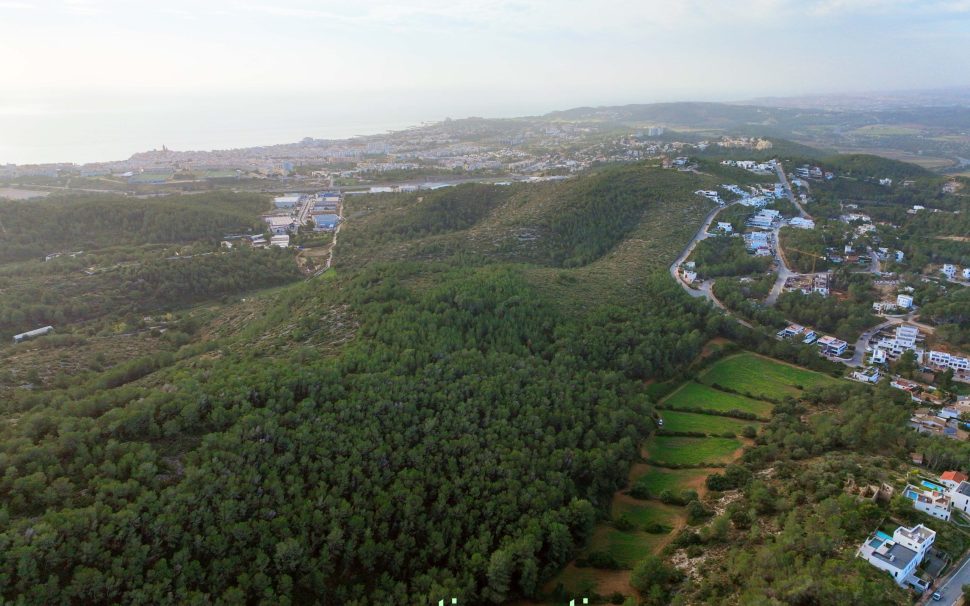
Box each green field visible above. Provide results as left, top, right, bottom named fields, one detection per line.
left=659, top=410, right=760, bottom=435
left=698, top=353, right=840, bottom=399
left=643, top=436, right=742, bottom=467
left=630, top=466, right=716, bottom=498
left=612, top=498, right=683, bottom=529
left=588, top=527, right=668, bottom=567
left=662, top=381, right=774, bottom=417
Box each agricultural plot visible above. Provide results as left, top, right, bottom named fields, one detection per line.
left=611, top=497, right=683, bottom=530
left=629, top=466, right=717, bottom=498
left=698, top=353, right=840, bottom=400
left=587, top=527, right=668, bottom=567
left=659, top=410, right=760, bottom=435
left=642, top=436, right=742, bottom=467
left=662, top=382, right=773, bottom=418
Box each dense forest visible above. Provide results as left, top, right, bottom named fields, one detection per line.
left=0, top=192, right=267, bottom=263
left=0, top=263, right=721, bottom=604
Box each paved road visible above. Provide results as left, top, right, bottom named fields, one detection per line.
left=775, top=162, right=811, bottom=219
left=669, top=200, right=754, bottom=329
left=765, top=226, right=795, bottom=306
left=847, top=313, right=937, bottom=367
left=923, top=550, right=970, bottom=605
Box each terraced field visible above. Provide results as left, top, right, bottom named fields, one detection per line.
left=628, top=466, right=717, bottom=498
left=659, top=410, right=761, bottom=435
left=642, top=436, right=742, bottom=467
left=661, top=382, right=773, bottom=418
left=698, top=352, right=841, bottom=399
left=551, top=349, right=837, bottom=603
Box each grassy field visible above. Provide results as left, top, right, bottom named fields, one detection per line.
left=659, top=410, right=760, bottom=435
left=629, top=465, right=717, bottom=498
left=587, top=527, right=668, bottom=567
left=662, top=381, right=774, bottom=417
left=612, top=497, right=683, bottom=529
left=642, top=436, right=742, bottom=467
left=698, top=353, right=840, bottom=399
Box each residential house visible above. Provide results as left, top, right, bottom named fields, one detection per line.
left=941, top=471, right=968, bottom=491
left=942, top=264, right=957, bottom=279
left=949, top=482, right=970, bottom=515
left=852, top=367, right=881, bottom=384
left=903, top=484, right=951, bottom=521
left=777, top=324, right=805, bottom=340
left=927, top=351, right=970, bottom=375
left=858, top=524, right=936, bottom=588
left=896, top=294, right=914, bottom=309
left=817, top=335, right=848, bottom=357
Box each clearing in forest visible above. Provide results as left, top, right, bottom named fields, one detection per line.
left=642, top=436, right=743, bottom=467
left=698, top=352, right=840, bottom=400
left=661, top=381, right=773, bottom=418
left=658, top=410, right=761, bottom=435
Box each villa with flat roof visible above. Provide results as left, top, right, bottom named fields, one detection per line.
left=904, top=484, right=951, bottom=521
left=858, top=524, right=935, bottom=589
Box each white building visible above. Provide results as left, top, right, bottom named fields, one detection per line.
left=940, top=471, right=968, bottom=492
left=942, top=264, right=957, bottom=279
left=858, top=524, right=935, bottom=588
left=852, top=367, right=881, bottom=384
left=927, top=351, right=970, bottom=374
left=716, top=222, right=733, bottom=233
left=270, top=234, right=290, bottom=248
left=896, top=294, right=914, bottom=309
left=817, top=335, right=848, bottom=357
left=964, top=268, right=970, bottom=281
left=949, top=481, right=970, bottom=514
left=789, top=217, right=815, bottom=229
left=895, top=325, right=920, bottom=350
left=264, top=216, right=296, bottom=235
left=904, top=485, right=951, bottom=521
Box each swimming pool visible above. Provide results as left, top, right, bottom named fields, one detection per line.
left=876, top=530, right=893, bottom=541
left=923, top=480, right=946, bottom=492
left=906, top=490, right=919, bottom=500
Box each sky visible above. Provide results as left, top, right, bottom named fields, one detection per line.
left=2, top=0, right=970, bottom=163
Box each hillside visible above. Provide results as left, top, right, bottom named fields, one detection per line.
left=0, top=191, right=267, bottom=263
left=0, top=164, right=733, bottom=605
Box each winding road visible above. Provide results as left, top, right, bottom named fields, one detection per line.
left=669, top=200, right=753, bottom=328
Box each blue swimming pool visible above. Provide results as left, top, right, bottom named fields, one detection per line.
left=876, top=530, right=893, bottom=541
left=905, top=490, right=919, bottom=500
left=923, top=480, right=946, bottom=492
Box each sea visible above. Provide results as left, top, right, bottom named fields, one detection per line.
left=0, top=91, right=550, bottom=166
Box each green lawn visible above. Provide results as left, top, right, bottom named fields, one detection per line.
left=662, top=382, right=773, bottom=418
left=612, top=499, right=683, bottom=529
left=659, top=410, right=761, bottom=435
left=698, top=353, right=840, bottom=400
left=642, top=436, right=742, bottom=467
left=630, top=466, right=716, bottom=498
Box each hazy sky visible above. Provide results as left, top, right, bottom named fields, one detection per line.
left=2, top=0, right=970, bottom=163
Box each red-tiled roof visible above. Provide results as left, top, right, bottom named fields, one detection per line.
left=941, top=471, right=967, bottom=483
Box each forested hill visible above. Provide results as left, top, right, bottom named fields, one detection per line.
left=0, top=161, right=746, bottom=604
left=339, top=163, right=727, bottom=277
left=0, top=191, right=267, bottom=262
